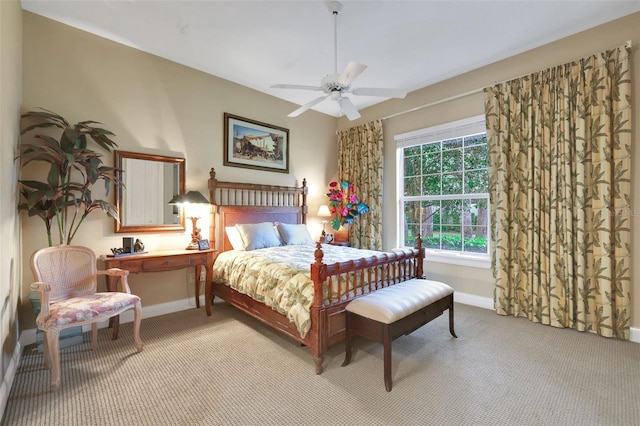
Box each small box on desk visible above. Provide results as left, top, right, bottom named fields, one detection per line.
left=122, top=237, right=134, bottom=254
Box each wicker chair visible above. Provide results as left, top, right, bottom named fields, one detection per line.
left=30, top=245, right=143, bottom=391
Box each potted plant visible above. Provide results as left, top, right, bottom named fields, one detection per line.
left=17, top=108, right=122, bottom=246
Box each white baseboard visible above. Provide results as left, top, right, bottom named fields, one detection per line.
left=454, top=292, right=494, bottom=310
left=0, top=342, right=21, bottom=416
left=454, top=292, right=640, bottom=344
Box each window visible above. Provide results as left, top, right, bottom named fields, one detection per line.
left=396, top=116, right=489, bottom=268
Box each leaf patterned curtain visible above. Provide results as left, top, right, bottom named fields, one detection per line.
left=484, top=44, right=631, bottom=340
left=337, top=120, right=384, bottom=250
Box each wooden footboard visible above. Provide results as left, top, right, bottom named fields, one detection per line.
left=307, top=238, right=424, bottom=373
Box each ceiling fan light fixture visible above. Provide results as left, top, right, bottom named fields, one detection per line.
left=272, top=0, right=405, bottom=120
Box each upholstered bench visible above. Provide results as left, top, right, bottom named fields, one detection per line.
left=342, top=279, right=457, bottom=391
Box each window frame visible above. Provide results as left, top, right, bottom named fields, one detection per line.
left=395, top=115, right=490, bottom=269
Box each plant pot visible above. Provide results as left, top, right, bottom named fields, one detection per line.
left=333, top=224, right=349, bottom=243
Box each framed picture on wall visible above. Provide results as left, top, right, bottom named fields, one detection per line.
left=223, top=113, right=289, bottom=173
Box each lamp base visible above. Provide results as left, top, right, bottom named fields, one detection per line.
left=185, top=242, right=199, bottom=250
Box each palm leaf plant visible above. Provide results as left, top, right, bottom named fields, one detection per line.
left=17, top=108, right=122, bottom=246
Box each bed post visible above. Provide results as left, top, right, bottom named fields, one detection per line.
left=309, top=242, right=327, bottom=374
left=208, top=168, right=218, bottom=248
left=300, top=178, right=308, bottom=224
left=415, top=234, right=424, bottom=278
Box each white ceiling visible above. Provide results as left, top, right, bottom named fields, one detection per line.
left=21, top=0, right=640, bottom=119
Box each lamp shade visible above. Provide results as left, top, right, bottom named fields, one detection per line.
left=317, top=205, right=331, bottom=217
left=168, top=194, right=184, bottom=204
left=183, top=190, right=210, bottom=204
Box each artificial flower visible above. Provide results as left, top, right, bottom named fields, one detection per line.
left=326, top=181, right=370, bottom=230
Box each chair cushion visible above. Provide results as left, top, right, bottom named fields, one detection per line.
left=43, top=292, right=140, bottom=329
left=345, top=279, right=453, bottom=324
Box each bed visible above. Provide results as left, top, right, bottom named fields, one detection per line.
left=204, top=168, right=424, bottom=374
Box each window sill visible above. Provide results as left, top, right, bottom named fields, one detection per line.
left=423, top=250, right=491, bottom=269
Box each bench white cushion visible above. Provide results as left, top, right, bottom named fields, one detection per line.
left=345, top=279, right=454, bottom=324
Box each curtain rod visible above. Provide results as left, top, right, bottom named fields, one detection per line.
left=381, top=88, right=482, bottom=120
left=382, top=39, right=632, bottom=121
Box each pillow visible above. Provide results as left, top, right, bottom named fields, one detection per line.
left=225, top=226, right=245, bottom=250
left=276, top=222, right=314, bottom=246
left=235, top=222, right=282, bottom=251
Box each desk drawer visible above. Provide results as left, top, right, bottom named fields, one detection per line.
left=143, top=256, right=191, bottom=271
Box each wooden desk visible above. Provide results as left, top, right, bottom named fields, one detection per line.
left=103, top=249, right=217, bottom=338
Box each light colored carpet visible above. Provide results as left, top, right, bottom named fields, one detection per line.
left=2, top=301, right=640, bottom=426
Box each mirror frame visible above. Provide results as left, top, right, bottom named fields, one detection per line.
left=114, top=150, right=186, bottom=233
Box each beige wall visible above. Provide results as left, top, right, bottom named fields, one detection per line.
left=346, top=12, right=640, bottom=327
left=20, top=12, right=337, bottom=330
left=0, top=0, right=22, bottom=412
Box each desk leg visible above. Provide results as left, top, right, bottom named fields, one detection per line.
left=106, top=275, right=120, bottom=340
left=205, top=259, right=214, bottom=316
left=194, top=265, right=202, bottom=308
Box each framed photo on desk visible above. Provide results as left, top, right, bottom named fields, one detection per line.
left=197, top=239, right=210, bottom=250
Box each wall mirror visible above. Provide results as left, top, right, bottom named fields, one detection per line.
left=115, top=150, right=186, bottom=233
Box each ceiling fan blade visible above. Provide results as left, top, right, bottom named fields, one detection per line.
left=287, top=95, right=328, bottom=118
left=339, top=97, right=361, bottom=121
left=351, top=87, right=407, bottom=99
left=272, top=84, right=323, bottom=91
left=337, top=61, right=367, bottom=86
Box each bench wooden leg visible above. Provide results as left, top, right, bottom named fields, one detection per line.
left=342, top=312, right=352, bottom=367
left=383, top=325, right=392, bottom=392
left=449, top=300, right=457, bottom=338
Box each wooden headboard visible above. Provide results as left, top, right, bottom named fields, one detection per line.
left=207, top=168, right=308, bottom=251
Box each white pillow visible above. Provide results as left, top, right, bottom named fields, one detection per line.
left=276, top=222, right=314, bottom=245
left=235, top=222, right=282, bottom=251
left=225, top=226, right=245, bottom=250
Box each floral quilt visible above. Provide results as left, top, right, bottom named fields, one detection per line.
left=213, top=244, right=384, bottom=338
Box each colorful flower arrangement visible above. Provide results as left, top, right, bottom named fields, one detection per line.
left=326, top=181, right=370, bottom=231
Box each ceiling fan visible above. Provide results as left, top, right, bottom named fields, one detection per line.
left=271, top=1, right=406, bottom=121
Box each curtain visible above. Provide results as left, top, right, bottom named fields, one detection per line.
left=337, top=120, right=384, bottom=250
left=484, top=44, right=631, bottom=339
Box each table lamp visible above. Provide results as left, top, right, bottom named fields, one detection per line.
left=170, top=190, right=210, bottom=249
left=317, top=205, right=332, bottom=241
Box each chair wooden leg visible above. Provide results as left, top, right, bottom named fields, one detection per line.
left=91, top=323, right=98, bottom=351
left=111, top=316, right=120, bottom=340
left=46, top=329, right=61, bottom=391
left=132, top=302, right=144, bottom=352
left=42, top=332, right=51, bottom=369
